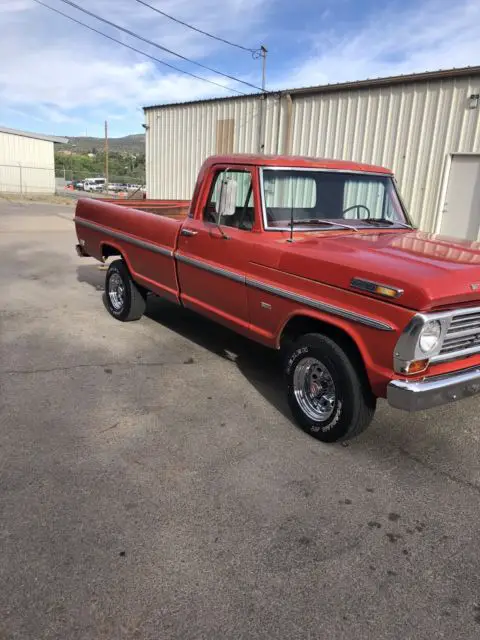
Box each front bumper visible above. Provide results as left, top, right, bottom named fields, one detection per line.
left=387, top=366, right=480, bottom=411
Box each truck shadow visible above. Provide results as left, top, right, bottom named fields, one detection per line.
left=76, top=263, right=292, bottom=422
left=76, top=264, right=466, bottom=473
left=146, top=296, right=291, bottom=417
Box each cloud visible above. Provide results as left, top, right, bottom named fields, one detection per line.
left=1, top=0, right=479, bottom=136
left=0, top=0, right=31, bottom=12
left=275, top=0, right=480, bottom=89
left=0, top=0, right=268, bottom=135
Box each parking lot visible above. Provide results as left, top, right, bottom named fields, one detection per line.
left=2, top=200, right=480, bottom=639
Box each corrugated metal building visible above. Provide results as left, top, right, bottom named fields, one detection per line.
left=0, top=126, right=68, bottom=194
left=144, top=66, right=480, bottom=239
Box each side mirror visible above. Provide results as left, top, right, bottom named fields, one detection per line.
left=215, top=177, right=237, bottom=219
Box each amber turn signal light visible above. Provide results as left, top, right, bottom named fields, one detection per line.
left=350, top=278, right=403, bottom=299
left=401, top=359, right=430, bottom=375
left=375, top=285, right=399, bottom=298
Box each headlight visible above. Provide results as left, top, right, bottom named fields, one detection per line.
left=419, top=320, right=441, bottom=353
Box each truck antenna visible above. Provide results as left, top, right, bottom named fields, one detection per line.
left=287, top=178, right=295, bottom=243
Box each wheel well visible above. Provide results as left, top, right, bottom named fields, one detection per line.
left=101, top=243, right=123, bottom=259
left=280, top=315, right=370, bottom=385
left=101, top=247, right=148, bottom=295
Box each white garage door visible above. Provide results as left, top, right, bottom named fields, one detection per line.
left=440, top=155, right=480, bottom=241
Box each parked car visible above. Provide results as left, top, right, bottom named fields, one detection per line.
left=74, top=181, right=84, bottom=191
left=74, top=153, right=480, bottom=442
left=84, top=178, right=106, bottom=192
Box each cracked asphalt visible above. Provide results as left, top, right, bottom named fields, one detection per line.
left=1, top=200, right=480, bottom=639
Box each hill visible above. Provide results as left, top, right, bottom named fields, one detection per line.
left=58, top=133, right=145, bottom=155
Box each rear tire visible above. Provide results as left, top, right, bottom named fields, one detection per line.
left=105, top=259, right=146, bottom=322
left=285, top=333, right=376, bottom=443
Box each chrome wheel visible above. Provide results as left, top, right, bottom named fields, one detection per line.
left=108, top=272, right=125, bottom=311
left=293, top=357, right=336, bottom=422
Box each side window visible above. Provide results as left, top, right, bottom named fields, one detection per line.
left=204, top=170, right=254, bottom=230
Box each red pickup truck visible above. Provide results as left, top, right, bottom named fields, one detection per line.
left=75, top=153, right=480, bottom=442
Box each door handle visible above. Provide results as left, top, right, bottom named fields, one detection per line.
left=180, top=228, right=198, bottom=237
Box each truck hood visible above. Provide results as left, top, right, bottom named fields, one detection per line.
left=276, top=229, right=480, bottom=310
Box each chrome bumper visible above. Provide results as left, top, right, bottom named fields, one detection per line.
left=387, top=366, right=480, bottom=412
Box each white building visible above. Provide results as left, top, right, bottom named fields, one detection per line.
left=0, top=126, right=68, bottom=194
left=144, top=66, right=480, bottom=240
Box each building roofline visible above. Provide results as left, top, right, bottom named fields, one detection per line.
left=0, top=126, right=68, bottom=144
left=143, top=65, right=480, bottom=111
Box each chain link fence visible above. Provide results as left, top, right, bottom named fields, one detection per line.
left=56, top=167, right=146, bottom=197
left=0, top=163, right=56, bottom=194
left=0, top=162, right=145, bottom=198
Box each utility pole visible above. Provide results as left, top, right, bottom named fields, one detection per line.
left=261, top=45, right=267, bottom=91
left=104, top=120, right=108, bottom=191
left=257, top=45, right=268, bottom=154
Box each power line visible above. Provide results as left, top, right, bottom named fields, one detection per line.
left=32, top=0, right=247, bottom=96
left=133, top=0, right=258, bottom=54
left=54, top=0, right=264, bottom=92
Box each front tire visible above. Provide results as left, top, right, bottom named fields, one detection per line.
left=105, top=259, right=146, bottom=321
left=285, top=333, right=376, bottom=443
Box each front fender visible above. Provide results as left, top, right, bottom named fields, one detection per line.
left=276, top=309, right=402, bottom=397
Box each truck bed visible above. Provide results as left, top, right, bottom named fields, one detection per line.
left=103, top=198, right=190, bottom=220
left=75, top=197, right=186, bottom=303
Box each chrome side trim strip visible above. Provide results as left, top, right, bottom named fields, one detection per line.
left=75, top=218, right=173, bottom=257
left=77, top=217, right=393, bottom=332
left=177, top=253, right=392, bottom=330
left=179, top=254, right=391, bottom=330
left=246, top=277, right=393, bottom=331
left=176, top=253, right=245, bottom=284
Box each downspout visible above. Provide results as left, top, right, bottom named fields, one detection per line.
left=257, top=94, right=266, bottom=154
left=275, top=93, right=282, bottom=155
left=283, top=93, right=293, bottom=155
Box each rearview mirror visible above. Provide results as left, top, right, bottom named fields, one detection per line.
left=215, top=177, right=237, bottom=218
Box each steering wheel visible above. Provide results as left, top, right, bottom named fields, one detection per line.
left=237, top=185, right=253, bottom=230
left=342, top=204, right=371, bottom=219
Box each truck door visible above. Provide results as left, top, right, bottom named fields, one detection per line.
left=176, top=167, right=257, bottom=333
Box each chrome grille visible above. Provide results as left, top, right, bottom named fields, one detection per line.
left=437, top=310, right=480, bottom=361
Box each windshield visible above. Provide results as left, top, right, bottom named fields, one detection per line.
left=262, top=169, right=408, bottom=230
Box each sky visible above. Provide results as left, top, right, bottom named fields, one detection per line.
left=1, top=0, right=479, bottom=138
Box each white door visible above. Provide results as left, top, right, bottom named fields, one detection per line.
left=440, top=155, right=480, bottom=240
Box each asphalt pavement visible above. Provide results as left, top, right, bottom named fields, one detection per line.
left=1, top=200, right=480, bottom=639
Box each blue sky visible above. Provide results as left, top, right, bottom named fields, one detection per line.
left=1, top=0, right=479, bottom=138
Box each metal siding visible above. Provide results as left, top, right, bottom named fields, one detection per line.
left=146, top=74, right=480, bottom=231
left=0, top=131, right=55, bottom=193
left=146, top=95, right=281, bottom=199
left=262, top=95, right=281, bottom=156
left=290, top=76, right=480, bottom=230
